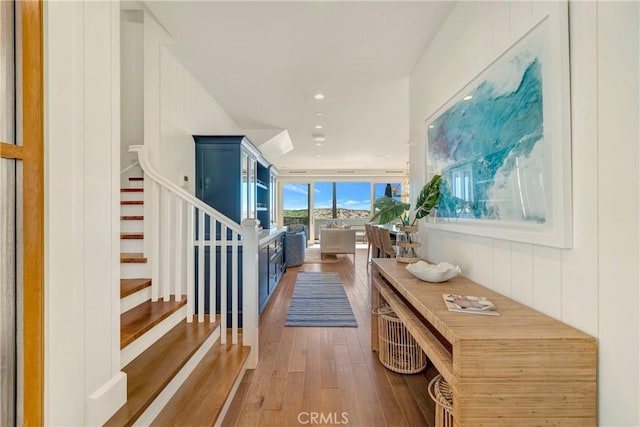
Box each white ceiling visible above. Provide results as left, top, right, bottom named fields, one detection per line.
left=144, top=1, right=453, bottom=172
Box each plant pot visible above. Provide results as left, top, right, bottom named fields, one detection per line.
left=396, top=225, right=420, bottom=263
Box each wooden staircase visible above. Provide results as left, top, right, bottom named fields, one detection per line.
left=107, top=175, right=251, bottom=426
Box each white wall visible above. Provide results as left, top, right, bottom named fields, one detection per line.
left=45, top=1, right=125, bottom=425
left=137, top=11, right=242, bottom=290
left=120, top=9, right=143, bottom=175
left=409, top=1, right=639, bottom=425
left=139, top=10, right=241, bottom=193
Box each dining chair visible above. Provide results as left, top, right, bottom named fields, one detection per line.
left=377, top=227, right=396, bottom=258
left=364, top=224, right=377, bottom=261
left=366, top=224, right=382, bottom=260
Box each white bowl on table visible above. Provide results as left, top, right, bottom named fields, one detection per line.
left=406, top=260, right=461, bottom=283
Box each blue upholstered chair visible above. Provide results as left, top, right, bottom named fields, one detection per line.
left=285, top=224, right=307, bottom=267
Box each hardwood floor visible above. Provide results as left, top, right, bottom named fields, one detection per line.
left=224, top=247, right=437, bottom=427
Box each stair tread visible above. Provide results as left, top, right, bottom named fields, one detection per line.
left=121, top=253, right=147, bottom=263
left=129, top=177, right=144, bottom=181
left=121, top=232, right=144, bottom=240
left=105, top=317, right=219, bottom=427
left=121, top=298, right=188, bottom=349
left=121, top=188, right=144, bottom=192
left=151, top=336, right=250, bottom=426
left=121, top=215, right=144, bottom=220
left=121, top=200, right=143, bottom=205
left=121, top=279, right=151, bottom=298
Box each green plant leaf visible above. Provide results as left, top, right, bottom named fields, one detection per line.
left=371, top=197, right=410, bottom=224
left=413, top=174, right=442, bottom=223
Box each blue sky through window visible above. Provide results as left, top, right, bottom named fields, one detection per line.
left=313, top=182, right=371, bottom=211
left=282, top=183, right=309, bottom=210
left=284, top=182, right=400, bottom=212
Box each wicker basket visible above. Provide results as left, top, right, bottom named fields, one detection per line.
left=428, top=374, right=454, bottom=427
left=373, top=304, right=427, bottom=374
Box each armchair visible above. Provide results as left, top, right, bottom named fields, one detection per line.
left=284, top=224, right=307, bottom=267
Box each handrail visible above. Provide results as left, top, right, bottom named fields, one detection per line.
left=129, top=145, right=242, bottom=233
left=120, top=159, right=140, bottom=175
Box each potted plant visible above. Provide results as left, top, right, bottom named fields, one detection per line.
left=371, top=175, right=441, bottom=263
left=371, top=196, right=410, bottom=225
left=411, top=174, right=441, bottom=226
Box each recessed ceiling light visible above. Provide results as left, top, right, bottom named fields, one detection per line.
left=315, top=155, right=322, bottom=158
left=463, top=95, right=473, bottom=100
left=314, top=93, right=325, bottom=100
left=315, top=125, right=323, bottom=129
left=315, top=112, right=323, bottom=116
left=312, top=133, right=326, bottom=142
left=428, top=125, right=435, bottom=129
left=315, top=142, right=323, bottom=146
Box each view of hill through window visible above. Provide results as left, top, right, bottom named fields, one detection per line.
left=282, top=182, right=402, bottom=225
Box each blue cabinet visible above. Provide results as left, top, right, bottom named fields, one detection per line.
left=193, top=135, right=281, bottom=321
left=258, top=232, right=285, bottom=314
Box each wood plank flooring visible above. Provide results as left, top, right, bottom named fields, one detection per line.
left=224, top=247, right=437, bottom=427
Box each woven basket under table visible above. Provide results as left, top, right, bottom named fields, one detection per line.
left=373, top=305, right=427, bottom=374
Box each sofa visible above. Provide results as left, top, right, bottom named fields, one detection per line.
left=320, top=228, right=356, bottom=261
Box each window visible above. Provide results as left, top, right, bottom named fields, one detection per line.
left=335, top=182, right=371, bottom=219
left=282, top=183, right=310, bottom=226
left=374, top=182, right=402, bottom=201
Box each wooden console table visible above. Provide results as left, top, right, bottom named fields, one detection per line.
left=370, top=258, right=596, bottom=427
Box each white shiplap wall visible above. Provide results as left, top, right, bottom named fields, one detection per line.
left=157, top=45, right=242, bottom=194
left=45, top=1, right=125, bottom=425
left=409, top=2, right=639, bottom=426
left=120, top=10, right=143, bottom=175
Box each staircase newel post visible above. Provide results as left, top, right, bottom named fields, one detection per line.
left=241, top=219, right=260, bottom=368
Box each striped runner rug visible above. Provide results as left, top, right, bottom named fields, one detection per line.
left=285, top=272, right=357, bottom=327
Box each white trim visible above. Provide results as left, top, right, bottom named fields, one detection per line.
left=132, top=327, right=220, bottom=426
left=86, top=372, right=127, bottom=426
left=120, top=159, right=139, bottom=175
left=120, top=286, right=151, bottom=314
left=213, top=358, right=249, bottom=427
left=130, top=145, right=241, bottom=233
left=120, top=305, right=186, bottom=367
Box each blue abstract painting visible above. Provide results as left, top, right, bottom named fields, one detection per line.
left=428, top=33, right=546, bottom=223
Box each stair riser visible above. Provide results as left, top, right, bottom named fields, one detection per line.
left=121, top=204, right=144, bottom=216
left=121, top=239, right=144, bottom=254
left=121, top=191, right=144, bottom=202
left=133, top=327, right=221, bottom=427
left=121, top=262, right=150, bottom=279
left=128, top=179, right=144, bottom=189
left=121, top=220, right=144, bottom=233
left=121, top=305, right=187, bottom=367
left=121, top=286, right=152, bottom=314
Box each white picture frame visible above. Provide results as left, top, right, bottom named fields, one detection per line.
left=424, top=4, right=572, bottom=248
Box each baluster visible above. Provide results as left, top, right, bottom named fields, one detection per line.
left=162, top=189, right=171, bottom=301
left=151, top=182, right=160, bottom=301
left=198, top=210, right=205, bottom=323
left=186, top=205, right=195, bottom=322
left=220, top=224, right=228, bottom=344
left=174, top=197, right=183, bottom=301
left=241, top=219, right=259, bottom=368
left=209, top=218, right=217, bottom=324
left=231, top=231, right=238, bottom=344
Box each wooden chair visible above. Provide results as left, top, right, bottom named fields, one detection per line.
left=376, top=227, right=396, bottom=258
left=364, top=224, right=379, bottom=261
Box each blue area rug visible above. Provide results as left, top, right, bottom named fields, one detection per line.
left=285, top=272, right=358, bottom=327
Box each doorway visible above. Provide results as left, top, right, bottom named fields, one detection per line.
left=0, top=1, right=44, bottom=424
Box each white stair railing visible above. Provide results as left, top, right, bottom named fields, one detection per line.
left=129, top=145, right=259, bottom=364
